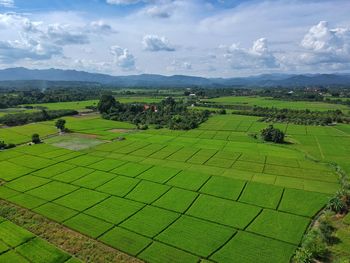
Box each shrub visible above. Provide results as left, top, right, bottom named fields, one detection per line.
left=261, top=125, right=285, bottom=143
left=31, top=133, right=41, bottom=144
left=55, top=119, right=66, bottom=132
left=293, top=247, right=312, bottom=263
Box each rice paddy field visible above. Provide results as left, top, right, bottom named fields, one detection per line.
left=201, top=96, right=349, bottom=112
left=0, top=216, right=80, bottom=262
left=0, top=99, right=349, bottom=262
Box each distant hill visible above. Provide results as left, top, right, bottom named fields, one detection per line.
left=0, top=67, right=350, bottom=88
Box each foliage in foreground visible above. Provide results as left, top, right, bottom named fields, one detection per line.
left=293, top=166, right=350, bottom=263
left=98, top=95, right=210, bottom=130
left=261, top=125, right=285, bottom=143
left=0, top=109, right=77, bottom=126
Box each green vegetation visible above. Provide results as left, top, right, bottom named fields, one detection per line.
left=0, top=109, right=77, bottom=126
left=261, top=125, right=285, bottom=143
left=0, top=217, right=78, bottom=262
left=99, top=95, right=209, bottom=130
left=0, top=90, right=349, bottom=262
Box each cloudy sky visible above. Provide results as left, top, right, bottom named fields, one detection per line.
left=0, top=0, right=350, bottom=77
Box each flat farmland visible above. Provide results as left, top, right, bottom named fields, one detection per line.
left=0, top=111, right=349, bottom=263
left=0, top=217, right=80, bottom=262
left=201, top=96, right=349, bottom=111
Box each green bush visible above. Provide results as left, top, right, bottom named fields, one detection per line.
left=31, top=134, right=41, bottom=144
left=261, top=125, right=285, bottom=143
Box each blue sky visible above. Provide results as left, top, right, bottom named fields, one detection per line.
left=0, top=0, right=350, bottom=77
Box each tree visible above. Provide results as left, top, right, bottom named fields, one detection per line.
left=261, top=125, right=285, bottom=143
left=97, top=94, right=117, bottom=113
left=55, top=119, right=66, bottom=132
left=32, top=133, right=41, bottom=144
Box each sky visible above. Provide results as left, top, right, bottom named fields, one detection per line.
left=0, top=0, right=350, bottom=77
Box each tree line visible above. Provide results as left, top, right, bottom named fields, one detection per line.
left=98, top=95, right=210, bottom=130
left=234, top=106, right=348, bottom=125
left=0, top=109, right=77, bottom=126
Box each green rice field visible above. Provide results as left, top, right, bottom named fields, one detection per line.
left=0, top=99, right=349, bottom=262
left=201, top=96, right=349, bottom=112
left=0, top=216, right=80, bottom=262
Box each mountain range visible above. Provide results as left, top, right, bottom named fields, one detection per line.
left=0, top=67, right=350, bottom=88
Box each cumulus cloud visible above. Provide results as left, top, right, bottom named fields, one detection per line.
left=299, top=21, right=350, bottom=65
left=106, top=0, right=141, bottom=5
left=142, top=35, right=175, bottom=51
left=0, top=39, right=62, bottom=63
left=145, top=5, right=171, bottom=18
left=0, top=0, right=14, bottom=8
left=45, top=24, right=90, bottom=45
left=110, top=45, right=135, bottom=70
left=89, top=20, right=116, bottom=34
left=223, top=38, right=279, bottom=69
left=167, top=60, right=192, bottom=71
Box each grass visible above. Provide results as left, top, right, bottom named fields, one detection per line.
left=201, top=96, right=348, bottom=111
left=120, top=206, right=179, bottom=237
left=96, top=176, right=140, bottom=197
left=26, top=181, right=78, bottom=201
left=99, top=227, right=152, bottom=256
left=156, top=215, right=234, bottom=257
left=0, top=161, right=33, bottom=181
left=33, top=202, right=78, bottom=222
left=64, top=213, right=113, bottom=238
left=153, top=188, right=198, bottom=213
left=16, top=238, right=71, bottom=263
left=187, top=195, right=261, bottom=229
left=199, top=176, right=246, bottom=200
left=0, top=220, right=34, bottom=246
left=137, top=166, right=180, bottom=183
left=111, top=162, right=152, bottom=177
left=54, top=188, right=108, bottom=211
left=239, top=182, right=284, bottom=209
left=247, top=210, right=310, bottom=245
left=85, top=196, right=144, bottom=224
left=166, top=170, right=210, bottom=191
left=139, top=242, right=199, bottom=263
left=72, top=171, right=115, bottom=189
left=6, top=175, right=50, bottom=192
left=0, top=101, right=348, bottom=262
left=126, top=181, right=170, bottom=204
left=278, top=188, right=330, bottom=217
left=211, top=231, right=296, bottom=263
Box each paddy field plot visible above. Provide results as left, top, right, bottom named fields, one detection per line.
left=0, top=217, right=79, bottom=262
left=201, top=96, right=349, bottom=111
left=0, top=111, right=348, bottom=263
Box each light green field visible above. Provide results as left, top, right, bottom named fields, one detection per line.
left=25, top=100, right=98, bottom=111
left=202, top=96, right=349, bottom=111
left=0, top=217, right=79, bottom=262
left=1, top=99, right=349, bottom=262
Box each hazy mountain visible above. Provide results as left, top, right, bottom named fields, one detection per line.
left=0, top=67, right=349, bottom=88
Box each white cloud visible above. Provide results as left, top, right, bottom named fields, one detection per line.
left=45, top=24, right=90, bottom=45
left=167, top=60, right=192, bottom=71
left=0, top=0, right=14, bottom=8
left=142, top=35, right=175, bottom=51
left=89, top=20, right=116, bottom=34
left=223, top=38, right=279, bottom=69
left=145, top=5, right=171, bottom=18
left=299, top=21, right=350, bottom=65
left=0, top=39, right=61, bottom=63
left=106, top=0, right=141, bottom=5
left=110, top=45, right=135, bottom=70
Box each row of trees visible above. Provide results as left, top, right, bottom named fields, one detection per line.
left=98, top=95, right=210, bottom=130
left=0, top=109, right=77, bottom=126
left=0, top=87, right=102, bottom=108
left=234, top=107, right=348, bottom=125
